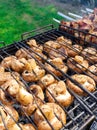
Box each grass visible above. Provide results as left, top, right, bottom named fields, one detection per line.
left=0, top=0, right=62, bottom=45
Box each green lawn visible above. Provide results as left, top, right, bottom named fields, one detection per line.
left=0, top=0, right=62, bottom=45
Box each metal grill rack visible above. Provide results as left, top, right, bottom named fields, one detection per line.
left=0, top=24, right=97, bottom=130
left=59, top=23, right=97, bottom=46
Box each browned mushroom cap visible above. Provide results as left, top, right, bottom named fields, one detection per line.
left=38, top=74, right=56, bottom=90
left=0, top=66, right=5, bottom=73
left=16, top=87, right=33, bottom=106
left=0, top=105, right=19, bottom=129
left=22, top=124, right=35, bottom=130
left=15, top=48, right=28, bottom=59
left=8, top=123, right=23, bottom=130
left=1, top=56, right=16, bottom=69
left=11, top=71, right=20, bottom=81
left=44, top=41, right=61, bottom=53
left=67, top=55, right=89, bottom=73
left=49, top=46, right=68, bottom=60
left=30, top=84, right=44, bottom=100
left=0, top=89, right=14, bottom=105
left=22, top=97, right=44, bottom=116
left=46, top=81, right=73, bottom=107
left=66, top=44, right=83, bottom=57
left=1, top=79, right=20, bottom=97
left=87, top=64, right=97, bottom=81
left=0, top=72, right=13, bottom=85
left=11, top=58, right=27, bottom=73
left=12, top=58, right=37, bottom=73
left=56, top=36, right=72, bottom=45
left=26, top=49, right=47, bottom=61
left=45, top=58, right=68, bottom=76
left=21, top=58, right=37, bottom=72
left=20, top=84, right=44, bottom=116
left=34, top=103, right=66, bottom=130
left=28, top=40, right=43, bottom=53
left=66, top=74, right=96, bottom=96
left=27, top=39, right=37, bottom=47
left=22, top=66, right=45, bottom=82
left=82, top=47, right=97, bottom=63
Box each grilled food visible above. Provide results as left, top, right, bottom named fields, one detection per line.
left=22, top=65, right=45, bottom=82
left=82, top=47, right=97, bottom=63
left=87, top=64, right=97, bottom=81
left=9, top=123, right=35, bottom=130
left=45, top=58, right=68, bottom=76
left=66, top=44, right=83, bottom=57
left=38, top=74, right=56, bottom=90
left=66, top=74, right=96, bottom=96
left=46, top=81, right=73, bottom=107
left=34, top=103, right=66, bottom=130
left=0, top=105, right=19, bottom=129
left=67, top=55, right=89, bottom=73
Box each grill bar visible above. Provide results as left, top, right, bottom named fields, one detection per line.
left=21, top=24, right=54, bottom=40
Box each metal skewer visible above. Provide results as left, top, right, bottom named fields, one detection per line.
left=68, top=12, right=82, bottom=19
left=57, top=11, right=76, bottom=21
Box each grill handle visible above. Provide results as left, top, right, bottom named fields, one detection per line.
left=21, top=24, right=54, bottom=40
left=0, top=41, right=6, bottom=47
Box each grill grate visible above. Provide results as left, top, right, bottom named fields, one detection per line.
left=59, top=24, right=97, bottom=47
left=15, top=41, right=94, bottom=130
left=0, top=24, right=97, bottom=130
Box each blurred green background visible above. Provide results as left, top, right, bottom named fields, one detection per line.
left=0, top=0, right=62, bottom=44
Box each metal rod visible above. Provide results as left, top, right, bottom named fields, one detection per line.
left=86, top=8, right=93, bottom=13
left=21, top=24, right=54, bottom=40
left=81, top=9, right=87, bottom=13
left=53, top=18, right=60, bottom=23
left=57, top=11, right=76, bottom=21
left=68, top=12, right=82, bottom=19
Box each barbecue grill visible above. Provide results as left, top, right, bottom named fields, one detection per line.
left=0, top=24, right=97, bottom=130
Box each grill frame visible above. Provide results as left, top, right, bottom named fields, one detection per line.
left=0, top=24, right=97, bottom=130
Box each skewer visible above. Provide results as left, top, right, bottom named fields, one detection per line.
left=53, top=18, right=60, bottom=23
left=81, top=9, right=87, bottom=13
left=68, top=12, right=82, bottom=19
left=57, top=11, right=76, bottom=21
left=86, top=8, right=93, bottom=13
